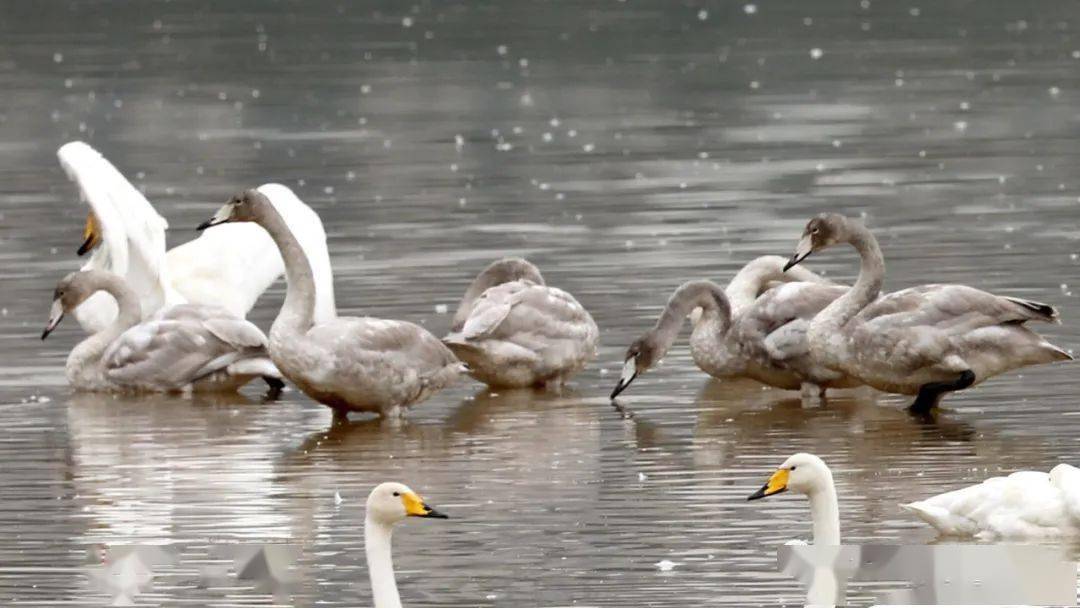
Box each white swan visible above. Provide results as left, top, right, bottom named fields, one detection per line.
left=903, top=463, right=1080, bottom=539
left=57, top=142, right=336, bottom=331
left=443, top=257, right=599, bottom=388
left=610, top=256, right=861, bottom=399
left=198, top=189, right=465, bottom=417
left=784, top=213, right=1071, bottom=413
left=41, top=270, right=280, bottom=392
left=748, top=453, right=842, bottom=606
left=365, top=482, right=447, bottom=608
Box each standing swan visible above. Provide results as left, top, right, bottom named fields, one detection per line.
left=443, top=257, right=598, bottom=388
left=198, top=190, right=465, bottom=418
left=58, top=142, right=335, bottom=332
left=610, top=256, right=860, bottom=399
left=784, top=213, right=1071, bottom=413
left=41, top=270, right=280, bottom=392
left=365, top=482, right=448, bottom=608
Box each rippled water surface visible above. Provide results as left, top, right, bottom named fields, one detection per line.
left=3, top=0, right=1080, bottom=605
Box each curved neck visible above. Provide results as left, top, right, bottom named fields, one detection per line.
left=365, top=517, right=401, bottom=608
left=809, top=475, right=841, bottom=545
left=451, top=259, right=544, bottom=331
left=71, top=274, right=143, bottom=368
left=818, top=221, right=884, bottom=328
left=651, top=281, right=731, bottom=358
left=254, top=202, right=318, bottom=332
left=726, top=255, right=828, bottom=313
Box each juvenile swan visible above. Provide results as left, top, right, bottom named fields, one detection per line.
left=41, top=270, right=281, bottom=392
left=784, top=213, right=1071, bottom=413
left=365, top=482, right=448, bottom=608
left=611, top=256, right=859, bottom=399
left=902, top=463, right=1080, bottom=539
left=443, top=258, right=598, bottom=388
left=198, top=190, right=465, bottom=417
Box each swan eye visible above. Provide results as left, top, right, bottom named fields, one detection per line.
left=789, top=465, right=797, bottom=471
left=392, top=491, right=400, bottom=497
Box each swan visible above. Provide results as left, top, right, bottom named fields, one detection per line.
left=784, top=213, right=1071, bottom=413
left=442, top=257, right=599, bottom=388
left=610, top=256, right=861, bottom=399
left=41, top=270, right=280, bottom=392
left=902, top=463, right=1080, bottom=539
left=365, top=482, right=447, bottom=608
left=748, top=452, right=843, bottom=606
left=198, top=189, right=465, bottom=418
left=57, top=141, right=336, bottom=332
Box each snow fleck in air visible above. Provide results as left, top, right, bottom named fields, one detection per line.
left=743, top=4, right=757, bottom=15
left=346, top=171, right=356, bottom=181
left=519, top=58, right=529, bottom=68
left=810, top=47, right=823, bottom=60
left=435, top=304, right=448, bottom=314
left=953, top=121, right=967, bottom=132
left=402, top=16, right=413, bottom=28
left=959, top=101, right=969, bottom=110
left=582, top=143, right=595, bottom=153
left=638, top=472, right=647, bottom=481
left=1049, top=86, right=1061, bottom=97
left=360, top=84, right=372, bottom=94
left=803, top=17, right=813, bottom=26
left=567, top=129, right=578, bottom=138
left=860, top=0, right=871, bottom=8
left=656, top=560, right=677, bottom=571
left=53, top=52, right=63, bottom=63
left=64, top=78, right=73, bottom=88
left=895, top=78, right=904, bottom=87
left=749, top=80, right=760, bottom=89
left=542, top=132, right=553, bottom=142
left=1073, top=50, right=1080, bottom=59
left=697, top=9, right=708, bottom=21
left=454, top=134, right=465, bottom=149
left=496, top=44, right=508, bottom=56
left=520, top=92, right=534, bottom=106
left=909, top=7, right=921, bottom=17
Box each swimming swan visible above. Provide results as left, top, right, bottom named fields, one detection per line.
left=902, top=463, right=1080, bottom=539
left=57, top=142, right=335, bottom=332
left=784, top=213, right=1071, bottom=413
left=365, top=482, right=447, bottom=608
left=443, top=257, right=598, bottom=388
left=41, top=270, right=280, bottom=392
left=610, top=256, right=860, bottom=399
left=198, top=189, right=465, bottom=417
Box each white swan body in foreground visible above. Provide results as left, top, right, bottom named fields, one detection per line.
left=443, top=257, right=598, bottom=388
left=41, top=270, right=281, bottom=392
left=58, top=142, right=335, bottom=331
left=785, top=213, right=1071, bottom=413
left=365, top=482, right=447, bottom=608
left=903, top=463, right=1080, bottom=539
left=610, top=256, right=861, bottom=399
left=199, top=190, right=464, bottom=417
left=748, top=453, right=842, bottom=606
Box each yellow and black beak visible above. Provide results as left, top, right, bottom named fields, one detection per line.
left=402, top=491, right=449, bottom=519
left=77, top=212, right=102, bottom=256
left=747, top=468, right=789, bottom=501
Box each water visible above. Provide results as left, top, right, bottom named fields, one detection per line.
left=2, top=0, right=1080, bottom=604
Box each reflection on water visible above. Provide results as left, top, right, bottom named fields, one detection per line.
left=3, top=0, right=1080, bottom=605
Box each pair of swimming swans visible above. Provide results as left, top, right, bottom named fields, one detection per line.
left=45, top=142, right=334, bottom=393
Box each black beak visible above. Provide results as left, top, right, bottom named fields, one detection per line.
left=610, top=372, right=636, bottom=400
left=421, top=503, right=449, bottom=519
left=195, top=219, right=215, bottom=232
left=41, top=327, right=51, bottom=340
left=782, top=251, right=809, bottom=272
left=747, top=483, right=785, bottom=501
left=76, top=234, right=95, bottom=256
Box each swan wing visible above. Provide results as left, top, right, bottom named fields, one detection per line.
left=860, top=285, right=1058, bottom=333
left=58, top=142, right=173, bottom=330
left=460, top=282, right=529, bottom=340
left=745, top=283, right=847, bottom=361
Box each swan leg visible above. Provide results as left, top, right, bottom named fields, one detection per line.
left=330, top=408, right=351, bottom=425
left=800, top=382, right=825, bottom=408
left=263, top=375, right=285, bottom=398
left=909, top=370, right=975, bottom=414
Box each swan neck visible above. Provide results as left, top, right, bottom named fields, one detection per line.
left=365, top=517, right=402, bottom=608
left=255, top=201, right=317, bottom=332
left=823, top=221, right=884, bottom=328
left=70, top=274, right=142, bottom=376
left=808, top=479, right=841, bottom=545
left=653, top=281, right=731, bottom=356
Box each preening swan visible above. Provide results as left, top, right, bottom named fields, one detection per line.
left=57, top=142, right=335, bottom=331
left=365, top=482, right=447, bottom=608
left=41, top=270, right=281, bottom=392
left=610, top=256, right=860, bottom=399
left=902, top=463, right=1080, bottom=539
left=443, top=257, right=598, bottom=388
left=785, top=213, right=1071, bottom=413
left=199, top=189, right=465, bottom=417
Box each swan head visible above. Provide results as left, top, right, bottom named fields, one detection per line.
left=784, top=213, right=848, bottom=271
left=197, top=189, right=267, bottom=231
left=748, top=453, right=833, bottom=501
left=366, top=482, right=448, bottom=526
left=610, top=333, right=659, bottom=399
left=42, top=271, right=101, bottom=339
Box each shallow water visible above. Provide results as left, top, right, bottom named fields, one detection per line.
left=3, top=0, right=1080, bottom=605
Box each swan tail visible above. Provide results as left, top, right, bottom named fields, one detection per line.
left=1040, top=341, right=1073, bottom=362
left=900, top=501, right=955, bottom=534
left=1003, top=296, right=1059, bottom=324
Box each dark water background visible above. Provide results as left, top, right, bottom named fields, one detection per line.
left=2, top=0, right=1080, bottom=605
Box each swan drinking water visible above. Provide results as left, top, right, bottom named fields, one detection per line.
left=444, top=257, right=598, bottom=388
left=198, top=189, right=465, bottom=417
left=611, top=256, right=860, bottom=400
left=41, top=270, right=280, bottom=392
left=784, top=213, right=1070, bottom=413
left=365, top=482, right=448, bottom=608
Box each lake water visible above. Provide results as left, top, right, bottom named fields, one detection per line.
left=2, top=0, right=1080, bottom=605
